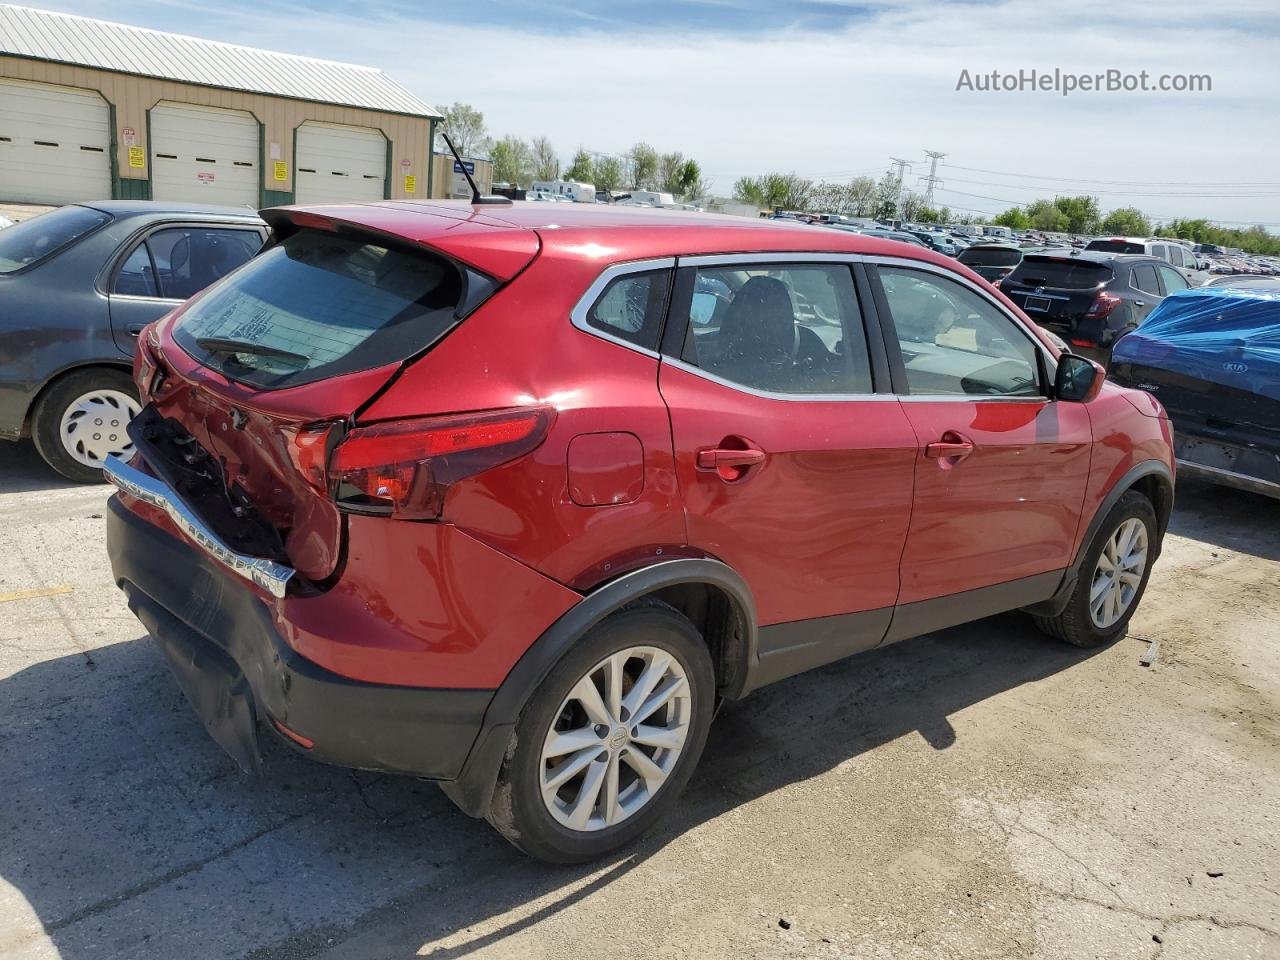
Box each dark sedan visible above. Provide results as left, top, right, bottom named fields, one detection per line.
left=0, top=202, right=265, bottom=481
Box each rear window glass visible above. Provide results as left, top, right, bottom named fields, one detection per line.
left=1085, top=240, right=1145, bottom=254
left=959, top=247, right=1021, bottom=268
left=1008, top=257, right=1112, bottom=290
left=0, top=206, right=110, bottom=273
left=172, top=229, right=474, bottom=389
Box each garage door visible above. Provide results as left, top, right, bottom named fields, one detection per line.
left=151, top=103, right=258, bottom=207
left=295, top=122, right=387, bottom=204
left=0, top=79, right=110, bottom=204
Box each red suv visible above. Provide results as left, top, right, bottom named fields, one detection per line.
left=105, top=202, right=1174, bottom=863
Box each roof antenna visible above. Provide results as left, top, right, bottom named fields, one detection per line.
left=441, top=132, right=511, bottom=206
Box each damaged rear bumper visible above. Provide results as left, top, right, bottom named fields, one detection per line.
left=106, top=496, right=494, bottom=779
left=1176, top=432, right=1280, bottom=500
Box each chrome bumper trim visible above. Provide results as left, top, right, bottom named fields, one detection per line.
left=103, top=455, right=296, bottom=598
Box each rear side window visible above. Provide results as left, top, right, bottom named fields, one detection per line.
left=173, top=229, right=479, bottom=389
left=959, top=247, right=1021, bottom=268
left=113, top=226, right=262, bottom=300
left=583, top=269, right=670, bottom=350
left=1133, top=264, right=1160, bottom=296
left=0, top=205, right=110, bottom=273
left=679, top=262, right=872, bottom=395
left=1008, top=257, right=1112, bottom=289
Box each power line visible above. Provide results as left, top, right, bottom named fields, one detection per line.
left=932, top=186, right=1280, bottom=228
left=941, top=162, right=1280, bottom=189
left=940, top=175, right=1280, bottom=199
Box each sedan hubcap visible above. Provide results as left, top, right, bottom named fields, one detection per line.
left=59, top=389, right=139, bottom=469
left=540, top=646, right=691, bottom=832
left=1090, top=517, right=1148, bottom=629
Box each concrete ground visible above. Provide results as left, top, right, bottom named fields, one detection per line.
left=0, top=439, right=1276, bottom=960
left=0, top=203, right=57, bottom=224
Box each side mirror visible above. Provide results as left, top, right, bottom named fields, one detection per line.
left=1055, top=354, right=1106, bottom=402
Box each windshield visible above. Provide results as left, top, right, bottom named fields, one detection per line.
left=1086, top=240, right=1145, bottom=254
left=1008, top=257, right=1113, bottom=290
left=172, top=229, right=476, bottom=389
left=960, top=247, right=1022, bottom=268
left=0, top=206, right=111, bottom=274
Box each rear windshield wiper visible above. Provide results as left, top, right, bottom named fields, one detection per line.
left=195, top=337, right=307, bottom=365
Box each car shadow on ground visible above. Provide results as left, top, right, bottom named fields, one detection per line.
left=1167, top=476, right=1280, bottom=561
left=0, top=440, right=97, bottom=495
left=0, top=610, right=1102, bottom=960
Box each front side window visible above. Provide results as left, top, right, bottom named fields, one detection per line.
left=1158, top=265, right=1190, bottom=293
left=878, top=266, right=1040, bottom=398
left=680, top=263, right=872, bottom=395
left=583, top=269, right=669, bottom=349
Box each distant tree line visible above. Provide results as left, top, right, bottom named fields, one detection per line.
left=436, top=103, right=706, bottom=200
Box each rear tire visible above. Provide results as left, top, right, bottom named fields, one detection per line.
left=1032, top=490, right=1157, bottom=648
left=31, top=368, right=140, bottom=484
left=487, top=602, right=714, bottom=864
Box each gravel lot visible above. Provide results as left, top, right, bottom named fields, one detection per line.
left=1, top=439, right=1277, bottom=960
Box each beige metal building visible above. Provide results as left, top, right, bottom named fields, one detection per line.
left=0, top=4, right=493, bottom=208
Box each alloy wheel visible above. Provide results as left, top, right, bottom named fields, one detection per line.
left=59, top=389, right=139, bottom=469
left=1089, top=517, right=1148, bottom=629
left=540, top=645, right=691, bottom=832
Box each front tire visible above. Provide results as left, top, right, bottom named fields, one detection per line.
left=487, top=602, right=715, bottom=864
left=1033, top=490, right=1157, bottom=648
left=31, top=368, right=140, bottom=483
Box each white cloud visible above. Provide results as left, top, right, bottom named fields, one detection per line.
left=35, top=0, right=1280, bottom=223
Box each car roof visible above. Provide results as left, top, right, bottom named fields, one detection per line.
left=270, top=199, right=970, bottom=272
left=1024, top=250, right=1161, bottom=265
left=78, top=200, right=263, bottom=222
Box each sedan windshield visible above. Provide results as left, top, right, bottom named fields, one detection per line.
left=0, top=205, right=111, bottom=274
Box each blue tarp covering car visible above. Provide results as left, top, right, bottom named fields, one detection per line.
left=1110, top=285, right=1280, bottom=499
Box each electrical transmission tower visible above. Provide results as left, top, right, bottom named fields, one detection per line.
left=921, top=150, right=946, bottom=209
left=888, top=157, right=912, bottom=217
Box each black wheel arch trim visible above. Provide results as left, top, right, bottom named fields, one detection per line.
left=1024, top=458, right=1174, bottom=617
left=441, top=557, right=757, bottom=819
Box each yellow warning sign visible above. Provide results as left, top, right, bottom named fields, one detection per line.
left=273, top=161, right=288, bottom=182
left=403, top=174, right=416, bottom=194
left=127, top=146, right=145, bottom=169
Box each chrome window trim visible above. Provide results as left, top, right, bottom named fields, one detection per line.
left=662, top=357, right=894, bottom=403
left=677, top=251, right=863, bottom=268
left=568, top=257, right=676, bottom=358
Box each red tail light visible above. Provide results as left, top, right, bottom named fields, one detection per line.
left=1086, top=291, right=1122, bottom=319
left=328, top=406, right=554, bottom=520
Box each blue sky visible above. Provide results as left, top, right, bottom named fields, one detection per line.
left=26, top=0, right=1280, bottom=225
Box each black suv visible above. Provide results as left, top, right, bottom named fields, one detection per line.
left=997, top=251, right=1191, bottom=348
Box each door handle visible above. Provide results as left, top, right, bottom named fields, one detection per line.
left=127, top=323, right=147, bottom=337
left=925, top=431, right=974, bottom=465
left=697, top=447, right=766, bottom=470
left=1134, top=300, right=1146, bottom=308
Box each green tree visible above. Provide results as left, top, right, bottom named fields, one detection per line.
left=675, top=158, right=702, bottom=198
left=1026, top=199, right=1068, bottom=232
left=628, top=142, right=659, bottom=190
left=565, top=148, right=594, bottom=183
left=1101, top=207, right=1152, bottom=236
left=436, top=102, right=489, bottom=156
left=873, top=172, right=900, bottom=219
left=658, top=152, right=686, bottom=194
left=1053, top=195, right=1102, bottom=234
left=489, top=135, right=532, bottom=186
left=993, top=207, right=1031, bottom=230
left=592, top=155, right=624, bottom=195
left=734, top=176, right=767, bottom=206
left=530, top=136, right=560, bottom=181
